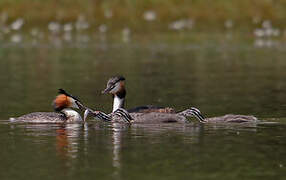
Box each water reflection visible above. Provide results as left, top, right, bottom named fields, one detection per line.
left=10, top=18, right=24, bottom=31
left=10, top=33, right=22, bottom=43
left=48, top=22, right=61, bottom=34
left=111, top=123, right=126, bottom=178
left=143, top=10, right=157, bottom=21
left=55, top=124, right=87, bottom=159
left=253, top=19, right=281, bottom=48
left=0, top=17, right=285, bottom=49
left=75, top=15, right=89, bottom=31
left=224, top=19, right=233, bottom=29
left=104, top=9, right=113, bottom=19
left=109, top=121, right=260, bottom=175
left=168, top=19, right=193, bottom=31
left=122, top=28, right=131, bottom=43
left=1, top=117, right=285, bottom=179
left=9, top=123, right=87, bottom=160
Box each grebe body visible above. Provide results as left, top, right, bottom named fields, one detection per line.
left=100, top=76, right=257, bottom=124
left=10, top=89, right=84, bottom=123
left=101, top=76, right=205, bottom=123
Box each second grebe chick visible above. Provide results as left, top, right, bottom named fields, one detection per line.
left=10, top=89, right=85, bottom=123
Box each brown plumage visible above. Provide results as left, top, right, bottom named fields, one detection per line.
left=53, top=94, right=71, bottom=111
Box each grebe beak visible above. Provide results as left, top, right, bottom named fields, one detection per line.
left=101, top=85, right=114, bottom=94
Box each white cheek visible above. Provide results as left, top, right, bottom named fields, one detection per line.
left=110, top=83, right=120, bottom=94
left=70, top=98, right=79, bottom=109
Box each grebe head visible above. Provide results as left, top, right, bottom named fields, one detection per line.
left=53, top=89, right=84, bottom=112
left=101, top=76, right=126, bottom=96
left=53, top=89, right=86, bottom=122
left=102, top=76, right=126, bottom=112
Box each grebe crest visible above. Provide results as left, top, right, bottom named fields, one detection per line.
left=53, top=89, right=82, bottom=111
left=102, top=76, right=126, bottom=95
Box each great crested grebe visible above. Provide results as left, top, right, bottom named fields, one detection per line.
left=10, top=89, right=85, bottom=123
left=100, top=76, right=258, bottom=124
left=100, top=76, right=206, bottom=123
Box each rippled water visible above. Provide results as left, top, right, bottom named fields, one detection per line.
left=0, top=35, right=286, bottom=179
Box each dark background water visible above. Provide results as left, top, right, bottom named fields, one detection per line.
left=1, top=38, right=286, bottom=119
left=0, top=35, right=286, bottom=179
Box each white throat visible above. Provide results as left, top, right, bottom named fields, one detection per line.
left=112, top=95, right=124, bottom=112
left=62, top=108, right=82, bottom=122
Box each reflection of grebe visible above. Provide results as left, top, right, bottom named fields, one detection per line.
left=100, top=76, right=257, bottom=124
left=56, top=124, right=84, bottom=159
left=10, top=89, right=85, bottom=123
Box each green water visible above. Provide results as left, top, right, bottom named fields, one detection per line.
left=0, top=34, right=286, bottom=179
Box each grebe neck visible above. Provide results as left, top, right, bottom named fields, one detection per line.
left=62, top=108, right=82, bottom=122
left=112, top=95, right=125, bottom=112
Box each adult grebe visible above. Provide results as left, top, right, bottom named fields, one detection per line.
left=101, top=76, right=177, bottom=113
left=100, top=76, right=257, bottom=124
left=100, top=76, right=205, bottom=123
left=10, top=89, right=85, bottom=123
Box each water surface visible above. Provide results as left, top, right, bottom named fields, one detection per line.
left=0, top=34, right=286, bottom=179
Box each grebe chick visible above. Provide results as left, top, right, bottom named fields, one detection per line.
left=83, top=108, right=133, bottom=123
left=10, top=89, right=85, bottom=123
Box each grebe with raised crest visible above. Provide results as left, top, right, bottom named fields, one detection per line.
left=10, top=89, right=86, bottom=123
